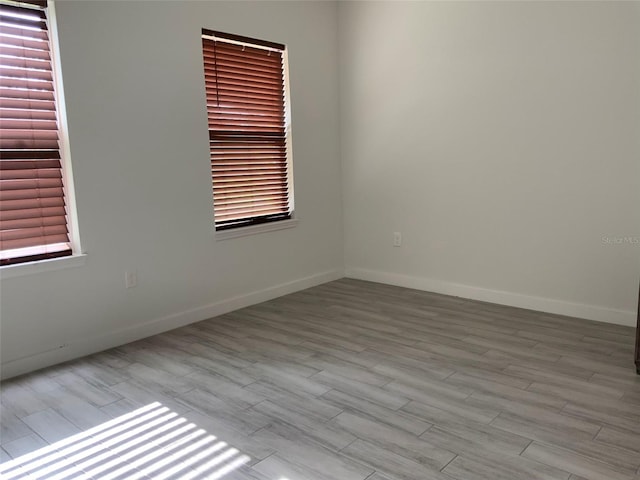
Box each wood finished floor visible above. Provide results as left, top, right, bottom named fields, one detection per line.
left=1, top=278, right=640, bottom=480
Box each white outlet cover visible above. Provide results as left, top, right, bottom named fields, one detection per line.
left=125, top=271, right=137, bottom=288
left=393, top=232, right=402, bottom=246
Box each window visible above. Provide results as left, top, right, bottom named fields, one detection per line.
left=0, top=0, right=73, bottom=265
left=201, top=29, right=293, bottom=231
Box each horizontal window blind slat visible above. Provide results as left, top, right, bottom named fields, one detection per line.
left=0, top=139, right=58, bottom=150
left=215, top=206, right=288, bottom=221
left=212, top=161, right=287, bottom=168
left=211, top=171, right=288, bottom=179
left=0, top=150, right=60, bottom=160
left=209, top=124, right=284, bottom=132
left=206, top=80, right=284, bottom=95
left=0, top=232, right=68, bottom=251
left=0, top=118, right=57, bottom=129
left=15, top=1, right=48, bottom=9
left=0, top=161, right=61, bottom=172
left=0, top=41, right=51, bottom=54
left=213, top=174, right=288, bottom=182
left=209, top=119, right=284, bottom=129
left=0, top=97, right=54, bottom=110
left=215, top=196, right=289, bottom=208
left=0, top=168, right=60, bottom=180
left=214, top=185, right=287, bottom=195
left=203, top=48, right=283, bottom=64
left=0, top=38, right=47, bottom=55
left=0, top=87, right=54, bottom=101
left=0, top=16, right=46, bottom=32
left=202, top=44, right=281, bottom=64
left=211, top=156, right=287, bottom=163
left=203, top=59, right=282, bottom=79
left=216, top=211, right=288, bottom=223
left=210, top=131, right=286, bottom=138
left=0, top=195, right=64, bottom=211
left=0, top=4, right=46, bottom=20
left=211, top=149, right=286, bottom=156
left=0, top=107, right=56, bottom=120
left=213, top=182, right=287, bottom=192
left=210, top=142, right=285, bottom=148
left=204, top=61, right=283, bottom=77
left=0, top=222, right=66, bottom=242
left=0, top=24, right=49, bottom=41
left=0, top=63, right=53, bottom=82
left=212, top=165, right=287, bottom=173
left=0, top=176, right=61, bottom=189
left=203, top=51, right=282, bottom=71
left=210, top=144, right=285, bottom=151
left=0, top=128, right=58, bottom=140
left=212, top=137, right=286, bottom=144
left=0, top=185, right=63, bottom=201
left=210, top=127, right=283, bottom=134
left=0, top=76, right=53, bottom=90
left=213, top=172, right=287, bottom=182
left=207, top=92, right=283, bottom=108
left=214, top=178, right=288, bottom=187
left=215, top=192, right=288, bottom=202
left=206, top=102, right=282, bottom=115
left=0, top=55, right=51, bottom=72
left=208, top=108, right=284, bottom=118
left=215, top=204, right=289, bottom=216
left=208, top=112, right=284, bottom=123
left=210, top=83, right=283, bottom=98
left=205, top=71, right=283, bottom=90
left=204, top=56, right=283, bottom=72
left=0, top=31, right=49, bottom=46
left=0, top=205, right=65, bottom=221
left=206, top=85, right=283, bottom=101
left=1, top=214, right=65, bottom=229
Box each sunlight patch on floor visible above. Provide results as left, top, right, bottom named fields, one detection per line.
left=0, top=402, right=250, bottom=480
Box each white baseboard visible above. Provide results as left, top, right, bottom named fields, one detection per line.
left=1, top=269, right=344, bottom=380
left=3, top=266, right=633, bottom=379
left=345, top=267, right=636, bottom=327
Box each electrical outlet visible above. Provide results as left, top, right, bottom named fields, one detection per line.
left=125, top=270, right=137, bottom=288
left=393, top=232, right=402, bottom=247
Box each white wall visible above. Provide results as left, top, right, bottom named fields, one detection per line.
left=340, top=1, right=640, bottom=325
left=0, top=1, right=343, bottom=378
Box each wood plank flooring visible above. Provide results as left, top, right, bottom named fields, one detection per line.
left=1, top=278, right=639, bottom=480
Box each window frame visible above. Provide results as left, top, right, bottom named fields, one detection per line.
left=0, top=0, right=82, bottom=270
left=201, top=29, right=296, bottom=235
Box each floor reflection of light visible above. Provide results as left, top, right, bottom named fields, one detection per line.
left=70, top=417, right=192, bottom=479
left=123, top=432, right=221, bottom=480
left=1, top=402, right=165, bottom=478
left=0, top=402, right=251, bottom=479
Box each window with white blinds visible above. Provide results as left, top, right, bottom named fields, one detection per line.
left=0, top=0, right=73, bottom=265
left=201, top=29, right=293, bottom=231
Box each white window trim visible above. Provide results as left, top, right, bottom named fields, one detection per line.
left=0, top=253, right=87, bottom=279
left=215, top=217, right=298, bottom=241
left=48, top=0, right=83, bottom=256
left=282, top=47, right=295, bottom=219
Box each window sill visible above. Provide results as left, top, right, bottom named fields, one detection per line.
left=0, top=253, right=87, bottom=280
left=215, top=218, right=298, bottom=241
